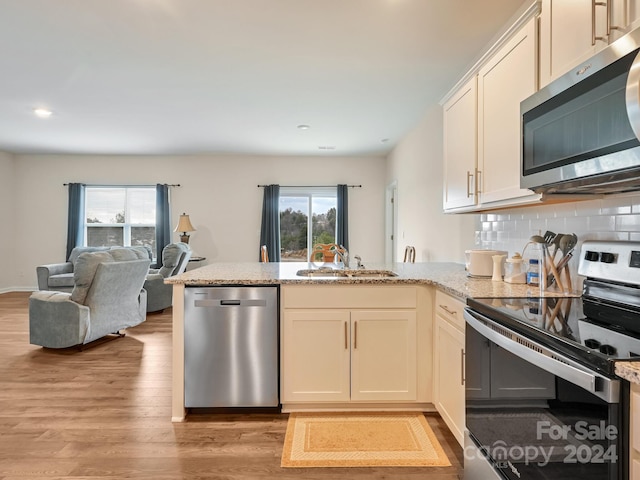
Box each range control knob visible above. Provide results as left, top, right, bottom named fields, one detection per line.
left=584, top=251, right=600, bottom=262
left=600, top=252, right=617, bottom=264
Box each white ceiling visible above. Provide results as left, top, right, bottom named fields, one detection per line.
left=0, top=0, right=527, bottom=156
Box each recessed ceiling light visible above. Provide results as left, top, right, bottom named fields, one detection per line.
left=34, top=108, right=53, bottom=118
left=297, top=124, right=311, bottom=130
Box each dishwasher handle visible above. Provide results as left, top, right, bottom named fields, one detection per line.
left=194, top=299, right=268, bottom=307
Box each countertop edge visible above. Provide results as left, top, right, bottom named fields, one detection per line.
left=615, top=362, right=640, bottom=385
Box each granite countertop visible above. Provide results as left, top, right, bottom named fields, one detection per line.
left=615, top=362, right=640, bottom=384
left=166, top=261, right=579, bottom=300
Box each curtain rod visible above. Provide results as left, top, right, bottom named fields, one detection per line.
left=63, top=183, right=181, bottom=187
left=257, top=184, right=362, bottom=188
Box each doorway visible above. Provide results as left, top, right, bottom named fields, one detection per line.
left=385, top=181, right=397, bottom=264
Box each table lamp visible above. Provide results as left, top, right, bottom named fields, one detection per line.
left=174, top=213, right=196, bottom=244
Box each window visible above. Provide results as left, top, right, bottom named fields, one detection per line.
left=84, top=186, right=156, bottom=258
left=279, top=187, right=337, bottom=261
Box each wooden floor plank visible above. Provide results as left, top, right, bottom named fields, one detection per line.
left=0, top=291, right=463, bottom=479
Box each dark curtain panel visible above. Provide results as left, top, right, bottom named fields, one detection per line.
left=337, top=184, right=349, bottom=250
left=259, top=184, right=281, bottom=262
left=155, top=183, right=171, bottom=267
left=65, top=183, right=85, bottom=260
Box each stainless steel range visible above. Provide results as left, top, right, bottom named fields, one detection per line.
left=464, top=241, right=640, bottom=480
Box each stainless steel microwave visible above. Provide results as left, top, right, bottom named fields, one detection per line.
left=521, top=26, right=640, bottom=194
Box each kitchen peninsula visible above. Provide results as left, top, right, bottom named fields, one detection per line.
left=166, top=261, right=577, bottom=424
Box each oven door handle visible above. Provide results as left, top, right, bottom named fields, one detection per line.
left=464, top=309, right=620, bottom=403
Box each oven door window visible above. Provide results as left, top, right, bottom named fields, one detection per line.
left=465, top=325, right=620, bottom=480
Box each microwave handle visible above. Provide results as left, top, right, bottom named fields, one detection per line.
left=626, top=49, right=640, bottom=141
left=463, top=309, right=620, bottom=404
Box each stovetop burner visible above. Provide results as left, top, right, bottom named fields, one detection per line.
left=467, top=296, right=640, bottom=376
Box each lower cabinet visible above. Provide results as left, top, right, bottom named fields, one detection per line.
left=434, top=290, right=467, bottom=447
left=350, top=310, right=417, bottom=401
left=281, top=285, right=427, bottom=408
left=282, top=309, right=351, bottom=402
left=434, top=310, right=465, bottom=446
left=282, top=308, right=417, bottom=403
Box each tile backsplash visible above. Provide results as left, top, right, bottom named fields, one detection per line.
left=475, top=193, right=640, bottom=292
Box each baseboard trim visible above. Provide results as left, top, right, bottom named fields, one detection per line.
left=281, top=402, right=436, bottom=413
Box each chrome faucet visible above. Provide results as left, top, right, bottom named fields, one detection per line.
left=354, top=255, right=364, bottom=269
left=334, top=246, right=349, bottom=268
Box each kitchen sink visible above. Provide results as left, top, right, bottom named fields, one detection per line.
left=296, top=268, right=398, bottom=278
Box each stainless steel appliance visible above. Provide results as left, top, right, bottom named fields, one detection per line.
left=520, top=25, right=640, bottom=195
left=464, top=240, right=640, bottom=480
left=184, top=286, right=279, bottom=408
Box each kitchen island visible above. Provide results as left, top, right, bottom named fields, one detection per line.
left=166, top=261, right=578, bottom=422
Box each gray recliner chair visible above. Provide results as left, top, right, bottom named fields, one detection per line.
left=144, top=242, right=192, bottom=313
left=36, top=245, right=153, bottom=292
left=29, top=248, right=151, bottom=348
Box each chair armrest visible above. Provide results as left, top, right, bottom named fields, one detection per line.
left=36, top=263, right=73, bottom=290
left=144, top=273, right=173, bottom=312
left=29, top=291, right=91, bottom=348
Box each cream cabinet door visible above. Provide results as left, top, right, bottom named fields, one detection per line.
left=631, top=383, right=640, bottom=479
left=443, top=76, right=478, bottom=211
left=350, top=310, right=417, bottom=402
left=282, top=309, right=350, bottom=403
left=477, top=17, right=538, bottom=206
left=434, top=314, right=465, bottom=447
left=539, top=0, right=608, bottom=87
left=628, top=0, right=640, bottom=27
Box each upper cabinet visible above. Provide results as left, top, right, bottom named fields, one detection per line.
left=540, top=0, right=640, bottom=87
left=478, top=17, right=538, bottom=205
left=442, top=5, right=541, bottom=213
left=443, top=77, right=477, bottom=211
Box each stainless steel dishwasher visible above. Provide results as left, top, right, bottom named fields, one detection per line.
left=184, top=286, right=279, bottom=408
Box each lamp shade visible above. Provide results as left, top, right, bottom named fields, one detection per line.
left=174, top=213, right=196, bottom=233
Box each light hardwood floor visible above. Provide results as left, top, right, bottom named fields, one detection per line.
left=0, top=291, right=463, bottom=479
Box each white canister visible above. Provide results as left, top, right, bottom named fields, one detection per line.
left=504, top=253, right=527, bottom=284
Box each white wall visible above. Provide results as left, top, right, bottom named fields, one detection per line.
left=12, top=154, right=386, bottom=291
left=386, top=105, right=475, bottom=262
left=0, top=152, right=15, bottom=292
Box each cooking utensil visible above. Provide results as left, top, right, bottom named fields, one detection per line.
left=530, top=235, right=565, bottom=292
left=543, top=231, right=556, bottom=245
left=550, top=233, right=564, bottom=261
left=547, top=251, right=573, bottom=286
left=559, top=234, right=577, bottom=291
left=560, top=234, right=578, bottom=256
